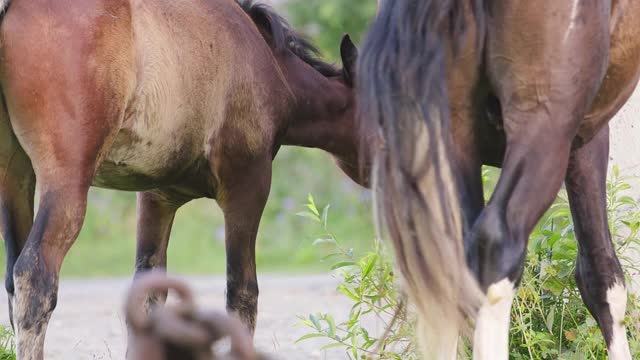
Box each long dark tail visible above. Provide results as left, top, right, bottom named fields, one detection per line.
left=359, top=0, right=484, bottom=356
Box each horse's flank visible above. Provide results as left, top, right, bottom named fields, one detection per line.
left=91, top=0, right=288, bottom=193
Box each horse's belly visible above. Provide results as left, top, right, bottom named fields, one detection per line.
left=92, top=126, right=201, bottom=191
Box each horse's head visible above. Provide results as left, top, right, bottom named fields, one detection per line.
left=321, top=34, right=373, bottom=188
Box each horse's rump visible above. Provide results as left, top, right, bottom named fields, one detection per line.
left=0, top=0, right=288, bottom=192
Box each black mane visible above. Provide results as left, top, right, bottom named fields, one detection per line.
left=238, top=0, right=341, bottom=77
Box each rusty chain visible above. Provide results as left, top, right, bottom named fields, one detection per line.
left=126, top=272, right=269, bottom=360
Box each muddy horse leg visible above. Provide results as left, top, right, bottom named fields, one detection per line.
left=566, top=126, right=631, bottom=360
left=469, top=2, right=611, bottom=358
left=0, top=108, right=35, bottom=330
left=216, top=156, right=271, bottom=333
left=12, top=180, right=94, bottom=359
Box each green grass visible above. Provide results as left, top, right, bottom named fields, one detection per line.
left=0, top=148, right=375, bottom=278
left=0, top=326, right=14, bottom=360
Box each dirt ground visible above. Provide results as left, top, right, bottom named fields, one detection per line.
left=0, top=274, right=358, bottom=359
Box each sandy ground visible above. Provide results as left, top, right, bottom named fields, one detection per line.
left=0, top=274, right=359, bottom=359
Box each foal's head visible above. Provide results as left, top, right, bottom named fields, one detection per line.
left=240, top=1, right=372, bottom=187
left=287, top=34, right=371, bottom=187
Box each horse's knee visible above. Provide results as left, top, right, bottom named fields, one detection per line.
left=38, top=185, right=89, bottom=240
left=467, top=205, right=526, bottom=289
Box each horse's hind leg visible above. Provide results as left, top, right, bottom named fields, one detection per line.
left=126, top=190, right=187, bottom=353
left=134, top=190, right=188, bottom=307
left=566, top=126, right=631, bottom=360
left=1, top=1, right=133, bottom=356
left=9, top=120, right=118, bottom=358
left=469, top=1, right=611, bottom=358
left=0, top=105, right=35, bottom=329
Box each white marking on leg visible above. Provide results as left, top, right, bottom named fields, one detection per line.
left=606, top=281, right=631, bottom=360
left=473, top=279, right=515, bottom=360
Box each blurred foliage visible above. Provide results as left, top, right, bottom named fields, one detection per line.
left=0, top=326, right=14, bottom=360
left=284, top=0, right=377, bottom=61
left=296, top=195, right=417, bottom=360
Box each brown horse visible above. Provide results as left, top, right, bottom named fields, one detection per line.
left=0, top=0, right=364, bottom=357
left=360, top=0, right=640, bottom=358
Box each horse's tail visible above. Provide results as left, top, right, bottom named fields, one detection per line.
left=359, top=0, right=484, bottom=356
left=0, top=1, right=10, bottom=21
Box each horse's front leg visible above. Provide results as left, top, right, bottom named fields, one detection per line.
left=216, top=156, right=272, bottom=333
left=468, top=1, right=611, bottom=358
left=566, top=126, right=631, bottom=360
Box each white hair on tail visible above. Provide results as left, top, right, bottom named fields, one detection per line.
left=0, top=0, right=9, bottom=16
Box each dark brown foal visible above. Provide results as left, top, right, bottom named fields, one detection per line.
left=0, top=0, right=365, bottom=358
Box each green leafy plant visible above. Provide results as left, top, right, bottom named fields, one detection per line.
left=509, top=167, right=640, bottom=359
left=295, top=194, right=417, bottom=359
left=0, top=326, right=15, bottom=360
left=298, top=166, right=640, bottom=359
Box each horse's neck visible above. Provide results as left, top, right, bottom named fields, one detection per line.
left=279, top=59, right=353, bottom=156
left=277, top=57, right=371, bottom=187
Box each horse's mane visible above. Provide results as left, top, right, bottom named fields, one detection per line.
left=238, top=0, right=341, bottom=77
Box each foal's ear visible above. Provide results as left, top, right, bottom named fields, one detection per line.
left=340, top=34, right=358, bottom=87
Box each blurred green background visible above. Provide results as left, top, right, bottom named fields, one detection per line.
left=0, top=0, right=378, bottom=278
